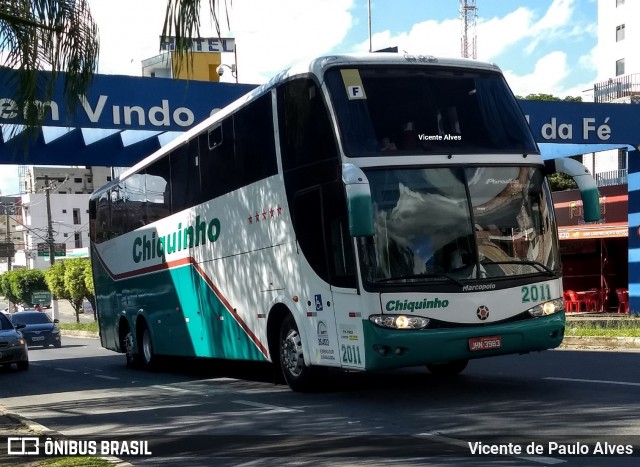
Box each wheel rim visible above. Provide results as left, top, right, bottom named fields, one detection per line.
left=142, top=329, right=152, bottom=363
left=281, top=328, right=304, bottom=378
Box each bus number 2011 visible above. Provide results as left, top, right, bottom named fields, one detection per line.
left=521, top=284, right=552, bottom=303
left=341, top=344, right=362, bottom=365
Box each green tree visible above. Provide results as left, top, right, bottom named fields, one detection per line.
left=0, top=270, right=20, bottom=306
left=62, top=258, right=89, bottom=322
left=520, top=93, right=583, bottom=102
left=83, top=260, right=96, bottom=320
left=1, top=1, right=224, bottom=141
left=547, top=172, right=579, bottom=191
left=11, top=269, right=47, bottom=305
left=44, top=261, right=72, bottom=314
left=520, top=93, right=582, bottom=191
left=0, top=0, right=99, bottom=136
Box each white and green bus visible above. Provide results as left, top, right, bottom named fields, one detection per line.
left=89, top=53, right=600, bottom=391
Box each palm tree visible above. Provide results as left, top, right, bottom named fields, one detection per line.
left=0, top=0, right=99, bottom=134
left=0, top=0, right=225, bottom=141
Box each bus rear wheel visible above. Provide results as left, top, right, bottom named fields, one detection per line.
left=426, top=360, right=468, bottom=377
left=139, top=325, right=156, bottom=369
left=124, top=330, right=141, bottom=368
left=279, top=315, right=317, bottom=392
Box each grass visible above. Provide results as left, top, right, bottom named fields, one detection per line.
left=59, top=321, right=99, bottom=333
left=566, top=317, right=640, bottom=338
left=57, top=316, right=640, bottom=338
left=27, top=457, right=113, bottom=467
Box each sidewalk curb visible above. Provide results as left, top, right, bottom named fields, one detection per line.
left=61, top=329, right=100, bottom=339
left=0, top=407, right=133, bottom=466
left=559, top=336, right=640, bottom=351
left=1, top=406, right=56, bottom=435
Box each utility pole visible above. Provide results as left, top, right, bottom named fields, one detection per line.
left=45, top=175, right=59, bottom=320
left=45, top=175, right=55, bottom=266
left=5, top=205, right=11, bottom=271
left=4, top=203, right=12, bottom=312
left=367, top=0, right=372, bottom=52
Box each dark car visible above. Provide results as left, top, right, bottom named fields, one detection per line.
left=0, top=312, right=29, bottom=370
left=10, top=312, right=62, bottom=348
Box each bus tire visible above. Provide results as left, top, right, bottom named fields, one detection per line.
left=279, top=315, right=316, bottom=392
left=124, top=330, right=141, bottom=369
left=139, top=324, right=156, bottom=369
left=426, top=359, right=468, bottom=377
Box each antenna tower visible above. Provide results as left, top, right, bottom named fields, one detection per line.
left=460, top=0, right=477, bottom=59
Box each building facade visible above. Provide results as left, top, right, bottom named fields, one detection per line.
left=0, top=197, right=25, bottom=273
left=578, top=0, right=640, bottom=188
left=19, top=166, right=112, bottom=195
left=595, top=0, right=640, bottom=98
left=10, top=167, right=113, bottom=271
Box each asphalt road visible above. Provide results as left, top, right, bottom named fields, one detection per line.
left=2, top=335, right=640, bottom=465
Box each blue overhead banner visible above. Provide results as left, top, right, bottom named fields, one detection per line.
left=518, top=100, right=640, bottom=147
left=0, top=69, right=255, bottom=131
left=1, top=68, right=639, bottom=166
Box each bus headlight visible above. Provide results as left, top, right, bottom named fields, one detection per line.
left=527, top=298, right=565, bottom=317
left=370, top=315, right=430, bottom=330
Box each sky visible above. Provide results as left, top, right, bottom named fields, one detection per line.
left=0, top=0, right=599, bottom=196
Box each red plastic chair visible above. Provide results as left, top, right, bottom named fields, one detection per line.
left=564, top=290, right=583, bottom=313
left=582, top=289, right=601, bottom=312
left=615, top=288, right=629, bottom=314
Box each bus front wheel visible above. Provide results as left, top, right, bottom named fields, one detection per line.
left=279, top=315, right=317, bottom=392
left=426, top=360, right=468, bottom=377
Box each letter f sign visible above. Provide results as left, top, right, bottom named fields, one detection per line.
left=347, top=86, right=366, bottom=100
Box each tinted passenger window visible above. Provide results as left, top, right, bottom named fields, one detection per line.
left=234, top=93, right=277, bottom=186
left=170, top=140, right=201, bottom=212
left=145, top=156, right=171, bottom=222
left=278, top=78, right=339, bottom=172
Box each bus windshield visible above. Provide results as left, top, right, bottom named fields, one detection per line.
left=325, top=66, right=537, bottom=156
left=358, top=166, right=560, bottom=284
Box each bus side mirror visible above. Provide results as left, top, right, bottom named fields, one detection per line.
left=544, top=158, right=601, bottom=222
left=342, top=163, right=374, bottom=237
left=346, top=184, right=374, bottom=237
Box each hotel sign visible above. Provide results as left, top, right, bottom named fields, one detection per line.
left=160, top=36, right=235, bottom=53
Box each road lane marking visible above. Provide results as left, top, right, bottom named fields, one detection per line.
left=416, top=432, right=565, bottom=465
left=152, top=385, right=193, bottom=393
left=95, top=375, right=120, bottom=380
left=233, top=400, right=303, bottom=413
left=54, top=368, right=76, bottom=373
left=545, top=377, right=640, bottom=387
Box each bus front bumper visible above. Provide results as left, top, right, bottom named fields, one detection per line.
left=362, top=312, right=565, bottom=370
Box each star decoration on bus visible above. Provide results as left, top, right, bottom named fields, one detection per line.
left=247, top=206, right=283, bottom=225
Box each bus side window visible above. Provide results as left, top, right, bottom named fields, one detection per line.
left=94, top=192, right=111, bottom=243
left=325, top=182, right=356, bottom=288
left=145, top=156, right=171, bottom=221
left=170, top=140, right=202, bottom=212
left=208, top=124, right=222, bottom=150
left=234, top=93, right=277, bottom=187
left=200, top=118, right=235, bottom=200
left=109, top=183, right=127, bottom=239
left=292, top=188, right=329, bottom=282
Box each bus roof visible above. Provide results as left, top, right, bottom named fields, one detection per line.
left=92, top=53, right=503, bottom=198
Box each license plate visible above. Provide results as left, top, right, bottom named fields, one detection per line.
left=469, top=335, right=502, bottom=351
left=32, top=336, right=45, bottom=341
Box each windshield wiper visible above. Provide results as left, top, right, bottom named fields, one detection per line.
left=374, top=272, right=465, bottom=286
left=482, top=260, right=556, bottom=276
